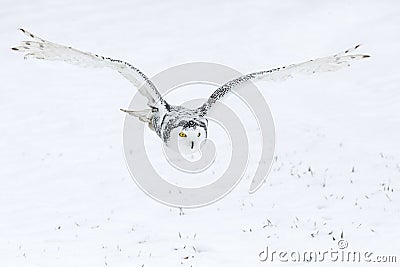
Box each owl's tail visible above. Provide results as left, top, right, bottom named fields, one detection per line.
left=120, top=108, right=154, bottom=130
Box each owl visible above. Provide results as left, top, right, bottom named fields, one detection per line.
left=13, top=29, right=369, bottom=154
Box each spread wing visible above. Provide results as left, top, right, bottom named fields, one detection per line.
left=12, top=29, right=163, bottom=107
left=196, top=45, right=370, bottom=116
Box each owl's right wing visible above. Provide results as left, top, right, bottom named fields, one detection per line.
left=12, top=29, right=163, bottom=108
left=197, top=45, right=370, bottom=116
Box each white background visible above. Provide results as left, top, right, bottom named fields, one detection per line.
left=1, top=0, right=399, bottom=266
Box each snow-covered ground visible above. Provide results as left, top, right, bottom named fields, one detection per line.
left=1, top=0, right=399, bottom=266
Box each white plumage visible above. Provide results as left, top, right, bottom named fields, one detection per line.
left=13, top=29, right=369, bottom=154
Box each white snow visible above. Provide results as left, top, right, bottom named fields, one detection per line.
left=1, top=0, right=399, bottom=266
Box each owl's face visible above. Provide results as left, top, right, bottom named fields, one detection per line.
left=172, top=119, right=208, bottom=155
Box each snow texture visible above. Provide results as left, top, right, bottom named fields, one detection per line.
left=1, top=0, right=399, bottom=266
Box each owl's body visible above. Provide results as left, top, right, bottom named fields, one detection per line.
left=13, top=29, right=369, bottom=154
left=143, top=103, right=204, bottom=142
left=120, top=89, right=207, bottom=153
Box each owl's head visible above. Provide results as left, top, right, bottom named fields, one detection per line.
left=173, top=118, right=208, bottom=155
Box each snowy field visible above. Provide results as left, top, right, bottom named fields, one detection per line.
left=1, top=0, right=400, bottom=266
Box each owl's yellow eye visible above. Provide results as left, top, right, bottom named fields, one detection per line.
left=179, top=132, right=187, bottom=137
left=197, top=133, right=201, bottom=137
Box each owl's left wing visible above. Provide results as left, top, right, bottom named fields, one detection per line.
left=197, top=45, right=370, bottom=116
left=12, top=29, right=163, bottom=107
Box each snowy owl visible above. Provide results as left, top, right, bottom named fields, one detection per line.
left=13, top=29, right=369, bottom=154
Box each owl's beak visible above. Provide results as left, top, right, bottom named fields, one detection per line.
left=191, top=141, right=194, bottom=150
